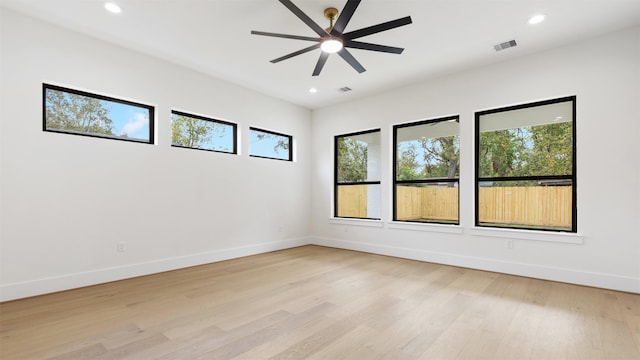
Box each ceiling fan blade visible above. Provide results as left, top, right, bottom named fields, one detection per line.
left=330, top=0, right=360, bottom=36
left=344, top=16, right=412, bottom=40
left=279, top=0, right=328, bottom=37
left=312, top=52, right=330, bottom=76
left=270, top=43, right=321, bottom=63
left=337, top=48, right=366, bottom=73
left=251, top=31, right=320, bottom=42
left=344, top=40, right=404, bottom=54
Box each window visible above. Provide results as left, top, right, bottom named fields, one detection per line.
left=171, top=110, right=237, bottom=154
left=335, top=129, right=381, bottom=220
left=249, top=127, right=292, bottom=161
left=393, top=116, right=460, bottom=224
left=43, top=83, right=153, bottom=144
left=475, top=96, right=576, bottom=232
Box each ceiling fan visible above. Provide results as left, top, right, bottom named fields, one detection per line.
left=251, top=0, right=412, bottom=76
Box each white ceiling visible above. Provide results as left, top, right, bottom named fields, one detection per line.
left=2, top=0, right=640, bottom=109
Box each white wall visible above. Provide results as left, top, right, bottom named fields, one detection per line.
left=1, top=9, right=638, bottom=301
left=0, top=9, right=312, bottom=301
left=310, top=26, right=640, bottom=293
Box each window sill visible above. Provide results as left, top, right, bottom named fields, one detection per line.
left=468, top=227, right=583, bottom=244
left=387, top=221, right=463, bottom=234
left=329, top=218, right=383, bottom=228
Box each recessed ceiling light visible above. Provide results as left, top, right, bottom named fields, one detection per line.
left=309, top=88, right=317, bottom=93
left=528, top=14, right=545, bottom=25
left=104, top=2, right=122, bottom=14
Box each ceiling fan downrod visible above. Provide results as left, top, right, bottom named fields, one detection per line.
left=324, top=7, right=339, bottom=32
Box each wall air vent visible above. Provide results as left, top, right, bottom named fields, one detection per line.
left=494, top=39, right=517, bottom=51
left=338, top=86, right=352, bottom=93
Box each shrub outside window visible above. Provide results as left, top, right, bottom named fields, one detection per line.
left=475, top=96, right=576, bottom=232
left=171, top=110, right=237, bottom=154
left=249, top=127, right=292, bottom=161
left=43, top=83, right=153, bottom=144
left=393, top=116, right=460, bottom=224
left=335, top=129, right=381, bottom=220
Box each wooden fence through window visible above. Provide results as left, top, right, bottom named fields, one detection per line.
left=337, top=185, right=572, bottom=228
left=478, top=186, right=572, bottom=228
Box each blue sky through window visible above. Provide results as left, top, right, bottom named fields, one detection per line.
left=249, top=128, right=290, bottom=161
left=104, top=100, right=150, bottom=141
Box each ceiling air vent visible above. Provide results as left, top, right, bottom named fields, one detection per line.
left=494, top=39, right=517, bottom=51
left=338, top=86, right=352, bottom=93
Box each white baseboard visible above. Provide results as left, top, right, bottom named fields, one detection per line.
left=308, top=237, right=640, bottom=294
left=3, top=236, right=637, bottom=301
left=0, top=238, right=308, bottom=302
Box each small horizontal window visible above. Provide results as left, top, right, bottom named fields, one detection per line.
left=171, top=111, right=237, bottom=154
left=249, top=127, right=292, bottom=161
left=43, top=83, right=153, bottom=144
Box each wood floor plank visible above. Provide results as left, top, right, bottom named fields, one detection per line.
left=1, top=245, right=638, bottom=360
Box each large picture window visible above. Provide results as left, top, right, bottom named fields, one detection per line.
left=249, top=127, right=292, bottom=161
left=43, top=83, right=153, bottom=144
left=171, top=110, right=237, bottom=154
left=393, top=116, right=459, bottom=224
left=475, top=96, right=576, bottom=232
left=335, top=129, right=381, bottom=220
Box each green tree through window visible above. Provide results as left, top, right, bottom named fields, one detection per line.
left=479, top=123, right=572, bottom=178
left=336, top=137, right=368, bottom=182
left=171, top=111, right=236, bottom=153
left=45, top=89, right=115, bottom=135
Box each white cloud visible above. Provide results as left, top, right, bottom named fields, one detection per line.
left=121, top=112, right=148, bottom=137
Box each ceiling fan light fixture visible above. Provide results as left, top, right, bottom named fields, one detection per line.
left=320, top=38, right=343, bottom=53
left=104, top=2, right=121, bottom=13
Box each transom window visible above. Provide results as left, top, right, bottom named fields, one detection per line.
left=249, top=127, right=292, bottom=161
left=393, top=116, right=460, bottom=224
left=43, top=83, right=154, bottom=144
left=475, top=96, right=576, bottom=232
left=171, top=110, right=236, bottom=154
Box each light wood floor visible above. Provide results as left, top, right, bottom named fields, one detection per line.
left=1, top=245, right=638, bottom=360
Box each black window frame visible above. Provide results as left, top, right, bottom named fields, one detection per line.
left=43, top=83, right=154, bottom=144
left=474, top=96, right=577, bottom=233
left=171, top=110, right=237, bottom=154
left=334, top=128, right=382, bottom=220
left=393, top=115, right=460, bottom=225
left=248, top=127, right=293, bottom=161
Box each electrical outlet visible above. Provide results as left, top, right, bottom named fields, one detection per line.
left=117, top=241, right=126, bottom=253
